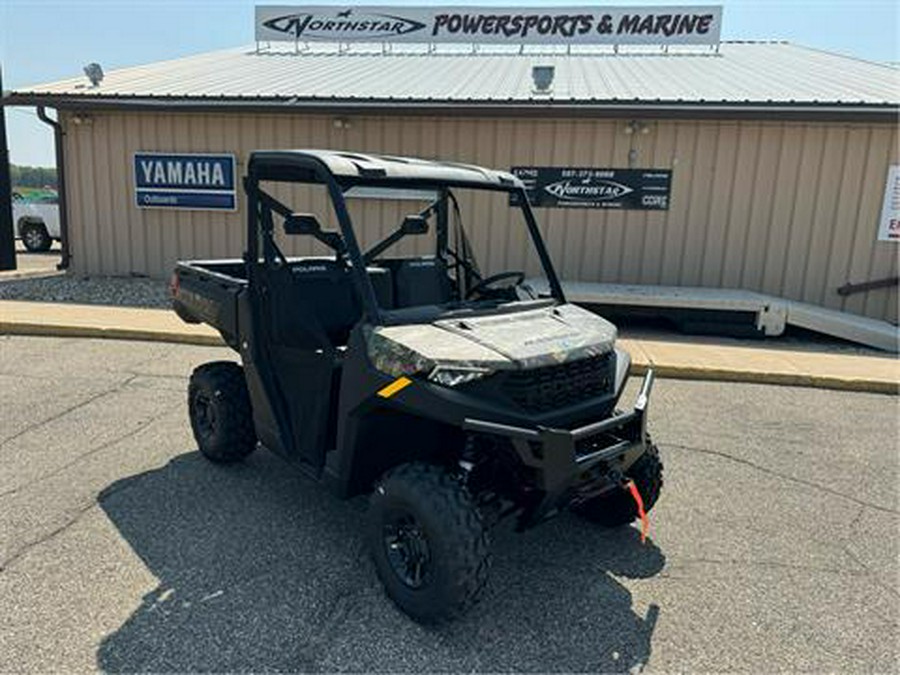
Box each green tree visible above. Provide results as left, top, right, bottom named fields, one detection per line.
left=10, top=164, right=57, bottom=189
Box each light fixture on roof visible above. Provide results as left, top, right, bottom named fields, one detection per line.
left=531, top=65, right=554, bottom=94
left=83, top=63, right=104, bottom=87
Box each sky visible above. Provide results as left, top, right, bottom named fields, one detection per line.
left=1, top=0, right=898, bottom=167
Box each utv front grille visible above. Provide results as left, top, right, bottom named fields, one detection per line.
left=500, top=352, right=615, bottom=414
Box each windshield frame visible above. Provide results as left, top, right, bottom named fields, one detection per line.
left=335, top=177, right=566, bottom=324
left=246, top=159, right=566, bottom=327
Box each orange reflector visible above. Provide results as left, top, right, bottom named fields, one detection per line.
left=377, top=376, right=412, bottom=399
left=625, top=480, right=649, bottom=544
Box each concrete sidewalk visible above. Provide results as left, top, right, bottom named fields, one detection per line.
left=0, top=300, right=222, bottom=346
left=1, top=299, right=897, bottom=394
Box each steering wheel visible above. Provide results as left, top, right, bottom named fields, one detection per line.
left=466, top=271, right=526, bottom=299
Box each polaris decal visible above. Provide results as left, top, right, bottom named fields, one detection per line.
left=255, top=6, right=723, bottom=45
left=511, top=167, right=672, bottom=210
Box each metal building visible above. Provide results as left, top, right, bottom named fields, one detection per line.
left=7, top=40, right=899, bottom=324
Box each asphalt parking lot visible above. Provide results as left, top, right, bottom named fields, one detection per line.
left=0, top=242, right=61, bottom=279
left=0, top=335, right=897, bottom=673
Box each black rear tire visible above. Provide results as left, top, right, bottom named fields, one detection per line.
left=20, top=221, right=52, bottom=253
left=368, top=463, right=491, bottom=624
left=574, top=445, right=664, bottom=527
left=188, top=361, right=257, bottom=463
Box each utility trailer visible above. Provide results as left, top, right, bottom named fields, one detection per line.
left=172, top=150, right=663, bottom=623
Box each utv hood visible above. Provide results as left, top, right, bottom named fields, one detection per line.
left=366, top=303, right=617, bottom=376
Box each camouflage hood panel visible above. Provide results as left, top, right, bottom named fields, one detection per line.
left=366, top=303, right=616, bottom=376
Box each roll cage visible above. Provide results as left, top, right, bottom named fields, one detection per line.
left=244, top=150, right=567, bottom=324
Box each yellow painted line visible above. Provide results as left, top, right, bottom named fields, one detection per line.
left=377, top=376, right=413, bottom=398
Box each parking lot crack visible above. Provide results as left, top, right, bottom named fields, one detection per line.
left=0, top=402, right=181, bottom=500
left=837, top=541, right=900, bottom=600
left=0, top=500, right=97, bottom=572
left=664, top=442, right=899, bottom=516
left=845, top=505, right=866, bottom=533
left=837, top=505, right=900, bottom=601
left=291, top=579, right=373, bottom=669
left=0, top=374, right=140, bottom=449
left=124, top=371, right=194, bottom=382
left=669, top=556, right=859, bottom=576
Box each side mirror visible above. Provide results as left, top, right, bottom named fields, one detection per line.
left=401, top=215, right=429, bottom=235
left=284, top=213, right=321, bottom=236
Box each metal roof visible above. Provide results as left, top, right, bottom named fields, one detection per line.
left=250, top=149, right=523, bottom=188
left=7, top=41, right=899, bottom=116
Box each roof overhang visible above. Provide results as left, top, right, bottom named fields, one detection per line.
left=5, top=93, right=898, bottom=124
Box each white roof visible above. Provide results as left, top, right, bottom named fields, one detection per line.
left=9, top=41, right=899, bottom=113
left=251, top=149, right=523, bottom=188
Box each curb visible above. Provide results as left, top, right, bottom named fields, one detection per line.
left=0, top=321, right=226, bottom=347
left=2, top=321, right=896, bottom=395
left=628, top=362, right=898, bottom=395
left=0, top=270, right=67, bottom=282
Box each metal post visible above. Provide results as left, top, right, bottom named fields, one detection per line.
left=0, top=66, right=17, bottom=271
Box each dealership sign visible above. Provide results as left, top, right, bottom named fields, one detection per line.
left=134, top=153, right=237, bottom=211
left=877, top=164, right=899, bottom=242
left=512, top=167, right=672, bottom=210
left=256, top=5, right=723, bottom=45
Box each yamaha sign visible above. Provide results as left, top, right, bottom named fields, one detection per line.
left=134, top=153, right=237, bottom=211
left=256, top=5, right=723, bottom=45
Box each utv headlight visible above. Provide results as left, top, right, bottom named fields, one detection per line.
left=366, top=326, right=496, bottom=385
left=428, top=365, right=492, bottom=387
left=366, top=331, right=433, bottom=378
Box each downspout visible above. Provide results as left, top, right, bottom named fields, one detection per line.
left=36, top=106, right=70, bottom=270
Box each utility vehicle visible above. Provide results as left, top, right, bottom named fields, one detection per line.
left=172, top=150, right=663, bottom=623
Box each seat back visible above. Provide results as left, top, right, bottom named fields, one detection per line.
left=272, top=259, right=358, bottom=346
left=269, top=260, right=396, bottom=346
left=381, top=256, right=453, bottom=308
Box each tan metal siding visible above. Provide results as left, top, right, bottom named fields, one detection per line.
left=61, top=111, right=898, bottom=323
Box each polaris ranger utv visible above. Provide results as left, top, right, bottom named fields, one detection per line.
left=172, top=150, right=663, bottom=623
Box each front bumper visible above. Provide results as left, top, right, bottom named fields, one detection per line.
left=463, top=369, right=655, bottom=528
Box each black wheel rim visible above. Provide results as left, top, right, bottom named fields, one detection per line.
left=24, top=229, right=44, bottom=249
left=192, top=392, right=217, bottom=441
left=383, top=509, right=431, bottom=589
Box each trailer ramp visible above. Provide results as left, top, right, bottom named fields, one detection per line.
left=530, top=281, right=898, bottom=353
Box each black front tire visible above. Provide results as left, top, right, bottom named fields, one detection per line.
left=574, top=445, right=664, bottom=527
left=188, top=361, right=257, bottom=463
left=20, top=221, right=52, bottom=253
left=368, top=463, right=491, bottom=624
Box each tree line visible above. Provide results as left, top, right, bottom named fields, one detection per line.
left=11, top=164, right=57, bottom=188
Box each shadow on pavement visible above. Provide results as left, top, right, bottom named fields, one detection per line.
left=97, top=450, right=665, bottom=673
